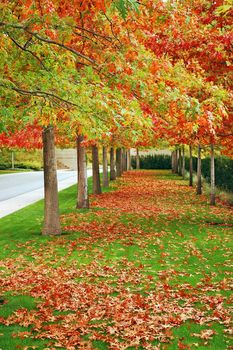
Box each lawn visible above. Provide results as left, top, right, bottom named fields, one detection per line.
left=0, top=169, right=33, bottom=175
left=0, top=170, right=232, bottom=350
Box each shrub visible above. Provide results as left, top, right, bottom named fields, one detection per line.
left=0, top=163, right=11, bottom=170
left=0, top=162, right=42, bottom=171
left=0, top=149, right=43, bottom=171
left=131, top=154, right=171, bottom=169
left=185, top=156, right=233, bottom=193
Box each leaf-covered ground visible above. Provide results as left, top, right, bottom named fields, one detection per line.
left=0, top=170, right=232, bottom=350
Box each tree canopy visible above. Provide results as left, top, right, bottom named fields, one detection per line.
left=0, top=0, right=232, bottom=155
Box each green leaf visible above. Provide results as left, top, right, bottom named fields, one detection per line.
left=114, top=0, right=139, bottom=19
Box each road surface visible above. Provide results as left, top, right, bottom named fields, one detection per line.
left=0, top=169, right=92, bottom=219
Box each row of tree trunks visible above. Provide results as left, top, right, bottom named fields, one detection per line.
left=42, top=135, right=216, bottom=237
left=172, top=147, right=185, bottom=177
left=172, top=144, right=195, bottom=189
left=173, top=144, right=216, bottom=205
left=172, top=145, right=192, bottom=186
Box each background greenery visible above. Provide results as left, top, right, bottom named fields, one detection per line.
left=131, top=153, right=233, bottom=193
left=0, top=149, right=43, bottom=170
left=185, top=156, right=233, bottom=193
left=131, top=154, right=171, bottom=169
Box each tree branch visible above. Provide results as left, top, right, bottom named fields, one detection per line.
left=1, top=83, right=80, bottom=108
left=25, top=29, right=97, bottom=65
left=217, top=132, right=233, bottom=137
left=6, top=33, right=48, bottom=70
left=72, top=25, right=113, bottom=42
left=1, top=22, right=97, bottom=65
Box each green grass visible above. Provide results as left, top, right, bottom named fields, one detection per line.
left=0, top=170, right=232, bottom=349
left=0, top=174, right=98, bottom=250
left=0, top=169, right=33, bottom=174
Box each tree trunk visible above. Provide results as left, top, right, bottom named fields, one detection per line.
left=171, top=151, right=175, bottom=173
left=42, top=126, right=61, bottom=235
left=122, top=148, right=127, bottom=172
left=210, top=144, right=216, bottom=205
left=136, top=148, right=140, bottom=170
left=11, top=151, right=15, bottom=169
left=116, top=148, right=122, bottom=177
left=175, top=149, right=178, bottom=173
left=126, top=149, right=131, bottom=171
left=76, top=134, right=89, bottom=209
left=182, top=145, right=185, bottom=179
left=102, top=146, right=109, bottom=187
left=92, top=145, right=102, bottom=194
left=196, top=144, right=202, bottom=195
left=178, top=147, right=182, bottom=176
left=189, top=145, right=193, bottom=187
left=110, top=147, right=116, bottom=180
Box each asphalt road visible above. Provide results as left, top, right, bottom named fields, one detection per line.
left=0, top=169, right=92, bottom=218
left=0, top=170, right=77, bottom=201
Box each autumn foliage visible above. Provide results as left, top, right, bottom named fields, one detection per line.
left=0, top=171, right=232, bottom=348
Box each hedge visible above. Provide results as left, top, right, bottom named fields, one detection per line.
left=131, top=155, right=171, bottom=169
left=131, top=154, right=233, bottom=193
left=185, top=156, right=233, bottom=193
left=0, top=162, right=42, bottom=171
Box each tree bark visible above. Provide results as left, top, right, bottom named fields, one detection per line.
left=178, top=147, right=182, bottom=176
left=126, top=149, right=131, bottom=171
left=182, top=145, right=185, bottom=179
left=42, top=125, right=61, bottom=235
left=76, top=134, right=89, bottom=209
left=122, top=148, right=127, bottom=172
left=92, top=145, right=102, bottom=194
left=210, top=144, right=216, bottom=205
left=196, top=144, right=202, bottom=195
left=171, top=151, right=175, bottom=173
left=11, top=151, right=15, bottom=169
left=175, top=149, right=178, bottom=173
left=102, top=146, right=109, bottom=187
left=110, top=147, right=116, bottom=180
left=116, top=148, right=122, bottom=177
left=136, top=148, right=140, bottom=169
left=189, top=145, right=193, bottom=187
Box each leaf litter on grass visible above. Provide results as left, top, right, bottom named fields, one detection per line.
left=0, top=170, right=232, bottom=349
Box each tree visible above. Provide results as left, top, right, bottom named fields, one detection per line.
left=210, top=144, right=216, bottom=205
left=110, top=147, right=116, bottom=180
left=42, top=126, right=61, bottom=235
left=102, top=146, right=109, bottom=188
left=196, top=145, right=202, bottom=195
left=92, top=145, right=102, bottom=195
left=0, top=0, right=144, bottom=233
left=136, top=148, right=140, bottom=170
left=189, top=145, right=193, bottom=187
left=116, top=148, right=123, bottom=177
left=76, top=134, right=89, bottom=209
